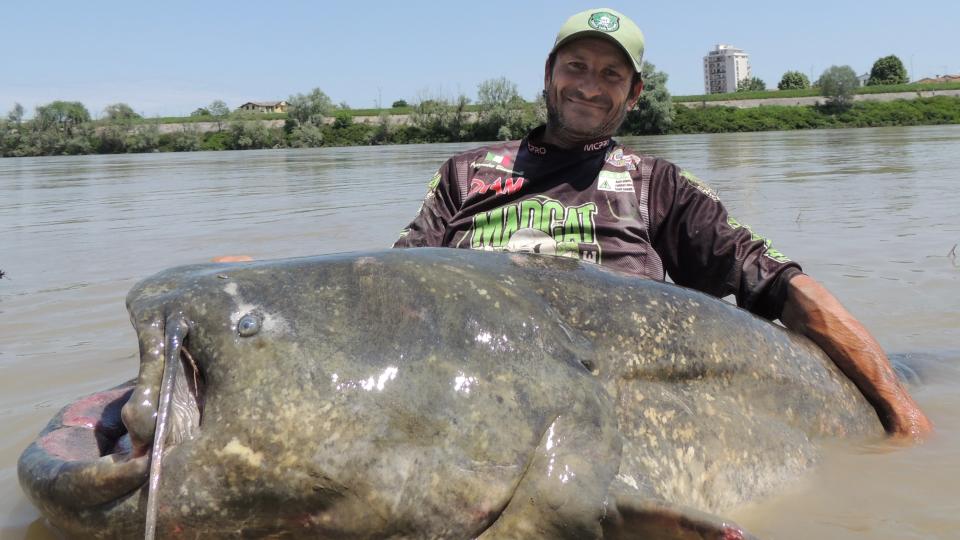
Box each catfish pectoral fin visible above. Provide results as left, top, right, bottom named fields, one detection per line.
left=602, top=493, right=757, bottom=540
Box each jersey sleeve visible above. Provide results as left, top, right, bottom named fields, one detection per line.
left=392, top=158, right=461, bottom=248
left=649, top=163, right=802, bottom=320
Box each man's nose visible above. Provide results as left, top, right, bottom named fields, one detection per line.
left=578, top=74, right=602, bottom=98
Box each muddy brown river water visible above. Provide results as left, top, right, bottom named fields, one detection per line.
left=1, top=126, right=958, bottom=538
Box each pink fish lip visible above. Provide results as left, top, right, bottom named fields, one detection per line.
left=47, top=386, right=137, bottom=460
left=21, top=383, right=151, bottom=514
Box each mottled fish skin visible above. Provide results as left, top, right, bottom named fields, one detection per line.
left=18, top=248, right=883, bottom=538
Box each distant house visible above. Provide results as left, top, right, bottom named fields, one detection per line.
left=237, top=101, right=288, bottom=113
left=857, top=73, right=870, bottom=87
left=915, top=74, right=960, bottom=84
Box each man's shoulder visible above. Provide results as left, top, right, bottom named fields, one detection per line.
left=607, top=142, right=680, bottom=177
left=613, top=142, right=720, bottom=201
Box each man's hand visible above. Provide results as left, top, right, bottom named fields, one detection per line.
left=780, top=273, right=934, bottom=442
left=211, top=255, right=253, bottom=263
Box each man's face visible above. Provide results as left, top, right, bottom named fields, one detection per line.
left=544, top=37, right=641, bottom=143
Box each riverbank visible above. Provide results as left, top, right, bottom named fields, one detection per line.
left=671, top=95, right=960, bottom=133
left=3, top=96, right=960, bottom=157
left=145, top=92, right=960, bottom=136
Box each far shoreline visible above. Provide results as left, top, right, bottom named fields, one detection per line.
left=2, top=92, right=959, bottom=158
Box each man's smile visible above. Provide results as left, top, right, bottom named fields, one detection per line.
left=559, top=89, right=612, bottom=116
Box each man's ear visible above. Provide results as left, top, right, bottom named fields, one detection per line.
left=544, top=56, right=553, bottom=88
left=628, top=79, right=644, bottom=109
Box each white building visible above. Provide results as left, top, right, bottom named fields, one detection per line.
left=703, top=44, right=751, bottom=94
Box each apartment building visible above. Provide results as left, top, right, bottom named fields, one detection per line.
left=703, top=44, right=751, bottom=94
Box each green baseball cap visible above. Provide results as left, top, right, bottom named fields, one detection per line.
left=551, top=8, right=645, bottom=73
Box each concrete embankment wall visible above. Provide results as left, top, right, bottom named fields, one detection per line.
left=149, top=114, right=417, bottom=135
left=151, top=119, right=286, bottom=135
left=148, top=90, right=960, bottom=133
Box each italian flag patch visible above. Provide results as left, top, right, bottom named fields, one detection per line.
left=485, top=152, right=511, bottom=167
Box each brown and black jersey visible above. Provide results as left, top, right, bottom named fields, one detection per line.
left=394, top=126, right=801, bottom=320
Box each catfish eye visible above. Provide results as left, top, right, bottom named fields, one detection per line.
left=238, top=314, right=261, bottom=337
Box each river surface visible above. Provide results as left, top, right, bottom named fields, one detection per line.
left=1, top=126, right=958, bottom=539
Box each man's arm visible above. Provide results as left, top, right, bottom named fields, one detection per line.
left=780, top=273, right=933, bottom=441
left=393, top=159, right=460, bottom=249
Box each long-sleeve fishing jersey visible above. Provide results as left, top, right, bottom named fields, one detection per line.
left=393, top=126, right=801, bottom=320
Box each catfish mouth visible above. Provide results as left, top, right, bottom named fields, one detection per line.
left=18, top=320, right=207, bottom=515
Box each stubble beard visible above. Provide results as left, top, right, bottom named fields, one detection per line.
left=543, top=85, right=632, bottom=147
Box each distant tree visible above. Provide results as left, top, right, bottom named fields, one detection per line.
left=474, top=76, right=526, bottom=140
left=227, top=119, right=275, bottom=150
left=103, top=103, right=141, bottom=122
left=410, top=92, right=472, bottom=142
left=477, top=76, right=521, bottom=109
left=208, top=100, right=229, bottom=117
left=337, top=101, right=351, bottom=110
left=737, top=76, right=766, bottom=92
left=287, top=88, right=335, bottom=126
left=818, top=65, right=860, bottom=109
left=190, top=107, right=210, bottom=117
left=622, top=61, right=675, bottom=135
left=208, top=100, right=230, bottom=131
left=368, top=111, right=393, bottom=144
left=778, top=71, right=810, bottom=90
left=125, top=123, right=160, bottom=153
left=867, top=55, right=909, bottom=86
left=289, top=123, right=325, bottom=148
left=531, top=92, right=547, bottom=125
left=168, top=127, right=202, bottom=152
left=391, top=99, right=408, bottom=108
left=34, top=101, right=90, bottom=135
left=7, top=103, right=24, bottom=125
left=332, top=110, right=353, bottom=129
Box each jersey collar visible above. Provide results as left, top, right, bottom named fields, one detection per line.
left=522, top=125, right=614, bottom=159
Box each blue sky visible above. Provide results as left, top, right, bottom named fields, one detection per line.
left=2, top=1, right=956, bottom=118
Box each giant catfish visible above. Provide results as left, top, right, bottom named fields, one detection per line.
left=18, top=248, right=884, bottom=538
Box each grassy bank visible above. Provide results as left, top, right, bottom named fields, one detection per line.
left=669, top=96, right=960, bottom=133
left=673, top=81, right=960, bottom=103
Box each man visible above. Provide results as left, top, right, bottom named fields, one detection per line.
left=393, top=8, right=932, bottom=440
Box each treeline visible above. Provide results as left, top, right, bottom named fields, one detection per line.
left=0, top=65, right=680, bottom=157
left=3, top=68, right=960, bottom=157
left=688, top=53, right=932, bottom=98
left=0, top=79, right=553, bottom=157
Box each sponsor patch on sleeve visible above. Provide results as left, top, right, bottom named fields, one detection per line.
left=680, top=169, right=720, bottom=201
left=412, top=170, right=443, bottom=216
left=596, top=170, right=635, bottom=193
left=726, top=216, right=792, bottom=263
left=427, top=171, right=442, bottom=192
left=604, top=148, right=641, bottom=171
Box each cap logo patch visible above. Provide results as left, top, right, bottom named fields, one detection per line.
left=588, top=12, right=619, bottom=32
